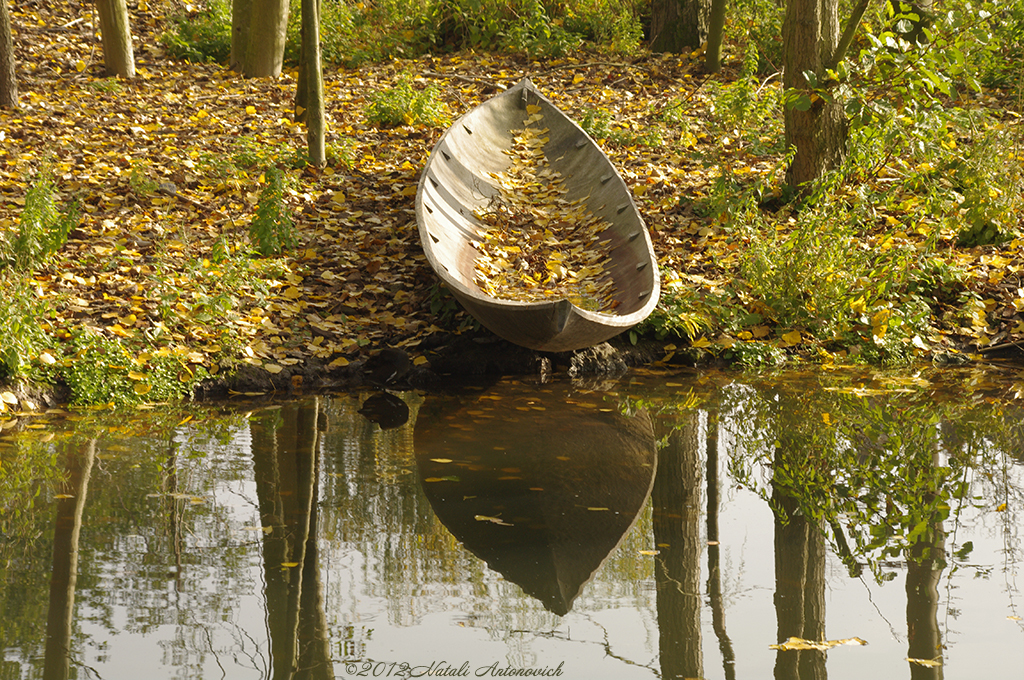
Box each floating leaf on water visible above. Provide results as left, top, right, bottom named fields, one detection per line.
left=770, top=636, right=867, bottom=652
left=639, top=549, right=660, bottom=556
left=281, top=562, right=299, bottom=568
left=475, top=514, right=513, bottom=526
left=430, top=458, right=453, bottom=463
left=906, top=657, right=942, bottom=667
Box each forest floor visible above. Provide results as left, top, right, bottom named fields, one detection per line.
left=2, top=2, right=1024, bottom=406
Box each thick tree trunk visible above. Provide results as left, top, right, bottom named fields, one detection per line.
left=298, top=0, right=325, bottom=166
left=650, top=0, right=710, bottom=53
left=239, top=0, right=290, bottom=78
left=0, top=0, right=16, bottom=107
left=95, top=0, right=135, bottom=78
left=783, top=0, right=847, bottom=194
left=230, top=0, right=252, bottom=71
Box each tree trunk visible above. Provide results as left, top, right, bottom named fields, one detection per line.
left=230, top=0, right=253, bottom=71
left=299, top=0, right=325, bottom=166
left=0, top=0, right=16, bottom=107
left=95, top=0, right=135, bottom=78
left=238, top=0, right=290, bottom=78
left=783, top=0, right=847, bottom=194
left=704, top=0, right=727, bottom=72
left=650, top=0, right=710, bottom=53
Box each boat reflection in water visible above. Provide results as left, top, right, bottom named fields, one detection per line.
left=414, top=379, right=657, bottom=615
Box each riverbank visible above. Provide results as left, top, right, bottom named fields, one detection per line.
left=2, top=2, right=1023, bottom=411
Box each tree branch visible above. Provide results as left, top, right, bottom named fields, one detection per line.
left=826, top=0, right=873, bottom=72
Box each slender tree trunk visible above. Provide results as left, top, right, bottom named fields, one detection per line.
left=239, top=0, right=290, bottom=78
left=299, top=0, right=325, bottom=166
left=0, top=0, right=16, bottom=107
left=704, top=0, right=727, bottom=72
left=783, top=0, right=847, bottom=193
left=650, top=0, right=710, bottom=53
left=95, top=0, right=135, bottom=78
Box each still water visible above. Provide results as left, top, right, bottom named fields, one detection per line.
left=1, top=366, right=1022, bottom=679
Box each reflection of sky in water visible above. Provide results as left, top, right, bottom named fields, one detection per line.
left=3, top=373, right=1023, bottom=679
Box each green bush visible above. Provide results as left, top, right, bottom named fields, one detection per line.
left=365, top=78, right=447, bottom=128
left=0, top=274, right=57, bottom=380
left=249, top=166, right=297, bottom=256
left=160, top=0, right=232, bottom=63
left=1, top=165, right=78, bottom=272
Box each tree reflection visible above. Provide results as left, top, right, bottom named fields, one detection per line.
left=652, top=413, right=704, bottom=680
left=250, top=400, right=333, bottom=680
left=43, top=439, right=96, bottom=680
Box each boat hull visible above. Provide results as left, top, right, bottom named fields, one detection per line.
left=415, top=78, right=660, bottom=352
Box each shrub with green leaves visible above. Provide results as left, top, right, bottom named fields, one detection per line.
left=0, top=274, right=57, bottom=380
left=365, top=78, right=447, bottom=128
left=160, top=0, right=232, bottom=63
left=1, top=165, right=78, bottom=272
left=249, top=166, right=297, bottom=256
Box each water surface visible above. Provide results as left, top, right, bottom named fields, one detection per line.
left=1, top=366, right=1022, bottom=679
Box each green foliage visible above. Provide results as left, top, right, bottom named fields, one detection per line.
left=160, top=0, right=232, bottom=64
left=728, top=0, right=784, bottom=73
left=636, top=287, right=714, bottom=342
left=162, top=0, right=647, bottom=67
left=710, top=44, right=781, bottom=151
left=365, top=78, right=447, bottom=128
left=0, top=274, right=58, bottom=380
left=562, top=0, right=644, bottom=53
left=249, top=166, right=297, bottom=256
left=0, top=165, right=79, bottom=272
left=58, top=328, right=209, bottom=407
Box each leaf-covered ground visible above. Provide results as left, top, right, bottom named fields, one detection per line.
left=2, top=2, right=1024, bottom=404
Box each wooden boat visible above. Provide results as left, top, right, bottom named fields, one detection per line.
left=415, top=78, right=660, bottom=352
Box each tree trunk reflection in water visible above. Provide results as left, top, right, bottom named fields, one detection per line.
left=772, top=445, right=827, bottom=680
left=906, top=446, right=946, bottom=679
left=653, top=413, right=704, bottom=680
left=705, top=409, right=736, bottom=680
left=43, top=440, right=96, bottom=680
left=251, top=400, right=333, bottom=680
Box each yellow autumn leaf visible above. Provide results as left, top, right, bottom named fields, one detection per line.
left=281, top=562, right=300, bottom=568
left=906, top=658, right=942, bottom=668
left=39, top=351, right=57, bottom=365
left=133, top=382, right=152, bottom=395
left=264, top=363, right=283, bottom=374
left=75, top=60, right=86, bottom=72
left=400, top=184, right=417, bottom=196
left=526, top=104, right=542, bottom=114
left=128, top=371, right=147, bottom=381
left=782, top=330, right=802, bottom=345
left=1, top=391, right=17, bottom=405
left=572, top=73, right=585, bottom=85
left=413, top=355, right=429, bottom=366
left=328, top=356, right=350, bottom=368
left=850, top=297, right=867, bottom=314
left=691, top=336, right=712, bottom=348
